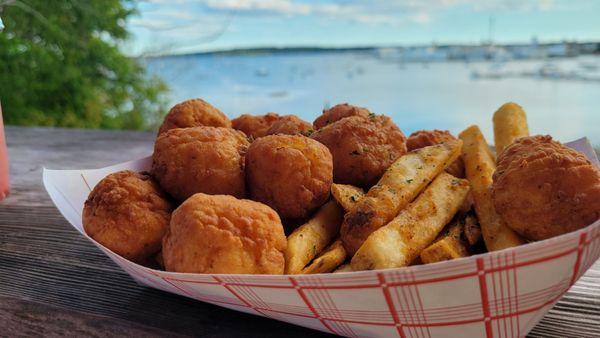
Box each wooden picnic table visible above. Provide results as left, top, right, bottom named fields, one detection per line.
left=1, top=126, right=599, bottom=337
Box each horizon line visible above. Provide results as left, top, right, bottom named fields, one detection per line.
left=138, top=39, right=600, bottom=58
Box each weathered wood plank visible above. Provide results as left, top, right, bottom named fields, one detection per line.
left=0, top=296, right=184, bottom=338
left=1, top=126, right=599, bottom=337
left=4, top=126, right=154, bottom=206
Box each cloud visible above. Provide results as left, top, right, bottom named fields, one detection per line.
left=128, top=0, right=561, bottom=55
left=134, top=0, right=560, bottom=31
left=205, top=0, right=312, bottom=15
left=129, top=1, right=237, bottom=55
left=353, top=14, right=397, bottom=25
left=130, top=9, right=201, bottom=30
left=412, top=13, right=431, bottom=24
left=195, top=0, right=557, bottom=26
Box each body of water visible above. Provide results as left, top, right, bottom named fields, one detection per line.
left=145, top=52, right=600, bottom=145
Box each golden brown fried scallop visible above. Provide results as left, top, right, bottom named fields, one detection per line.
left=162, top=193, right=286, bottom=274
left=158, top=98, right=231, bottom=135
left=492, top=135, right=600, bottom=240
left=246, top=134, right=333, bottom=219
left=407, top=129, right=465, bottom=178
left=265, top=115, right=313, bottom=136
left=311, top=115, right=407, bottom=187
left=83, top=171, right=173, bottom=263
left=152, top=127, right=249, bottom=201
left=232, top=112, right=280, bottom=139
left=313, top=103, right=371, bottom=130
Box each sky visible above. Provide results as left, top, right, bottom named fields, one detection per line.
left=126, top=0, right=600, bottom=56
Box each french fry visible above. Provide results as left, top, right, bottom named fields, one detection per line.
left=301, top=240, right=347, bottom=274
left=351, top=173, right=471, bottom=271
left=493, top=102, right=529, bottom=155
left=331, top=184, right=365, bottom=211
left=341, top=139, right=463, bottom=255
left=285, top=201, right=344, bottom=274
left=333, top=263, right=353, bottom=273
left=459, top=125, right=525, bottom=251
left=420, top=220, right=469, bottom=264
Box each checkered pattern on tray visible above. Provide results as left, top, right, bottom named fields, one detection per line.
left=43, top=138, right=600, bottom=338
left=96, top=218, right=600, bottom=338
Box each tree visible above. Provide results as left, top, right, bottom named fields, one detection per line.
left=0, top=0, right=168, bottom=130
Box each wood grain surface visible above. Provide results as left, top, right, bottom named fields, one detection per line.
left=1, top=126, right=598, bottom=337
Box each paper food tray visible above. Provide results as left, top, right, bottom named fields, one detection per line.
left=43, top=137, right=600, bottom=338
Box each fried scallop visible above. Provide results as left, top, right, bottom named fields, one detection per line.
left=492, top=135, right=600, bottom=240
left=162, top=193, right=286, bottom=274
left=265, top=115, right=313, bottom=136
left=311, top=115, right=407, bottom=187
left=157, top=98, right=231, bottom=135
left=152, top=127, right=249, bottom=201
left=407, top=129, right=465, bottom=178
left=313, top=103, right=371, bottom=130
left=246, top=134, right=333, bottom=219
left=83, top=171, right=173, bottom=263
left=232, top=112, right=280, bottom=139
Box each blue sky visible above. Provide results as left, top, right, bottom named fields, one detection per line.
left=127, top=0, right=600, bottom=55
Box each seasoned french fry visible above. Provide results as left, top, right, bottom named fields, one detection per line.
left=459, top=125, right=525, bottom=251
left=493, top=102, right=529, bottom=155
left=341, top=139, right=463, bottom=255
left=285, top=201, right=344, bottom=274
left=301, top=240, right=347, bottom=274
left=420, top=221, right=469, bottom=264
left=331, top=183, right=365, bottom=211
left=333, top=263, right=353, bottom=273
left=351, top=173, right=471, bottom=271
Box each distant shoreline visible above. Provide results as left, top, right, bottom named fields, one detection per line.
left=142, top=41, right=600, bottom=59
left=143, top=46, right=375, bottom=58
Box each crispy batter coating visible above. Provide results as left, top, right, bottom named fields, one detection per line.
left=158, top=98, right=231, bottom=135
left=162, top=193, right=286, bottom=274
left=246, top=134, right=333, bottom=219
left=83, top=171, right=173, bottom=263
left=313, top=103, right=371, bottom=130
left=232, top=112, right=280, bottom=139
left=265, top=115, right=313, bottom=136
left=311, top=115, right=407, bottom=187
left=492, top=135, right=600, bottom=240
left=152, top=127, right=249, bottom=201
left=407, top=129, right=465, bottom=178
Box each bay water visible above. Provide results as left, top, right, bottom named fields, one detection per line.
left=145, top=52, right=600, bottom=145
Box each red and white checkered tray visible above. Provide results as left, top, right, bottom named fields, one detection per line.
left=43, top=138, right=600, bottom=338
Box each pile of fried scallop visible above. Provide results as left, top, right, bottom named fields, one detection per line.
left=82, top=99, right=600, bottom=274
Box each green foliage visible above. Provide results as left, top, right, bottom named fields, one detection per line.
left=0, top=0, right=168, bottom=130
